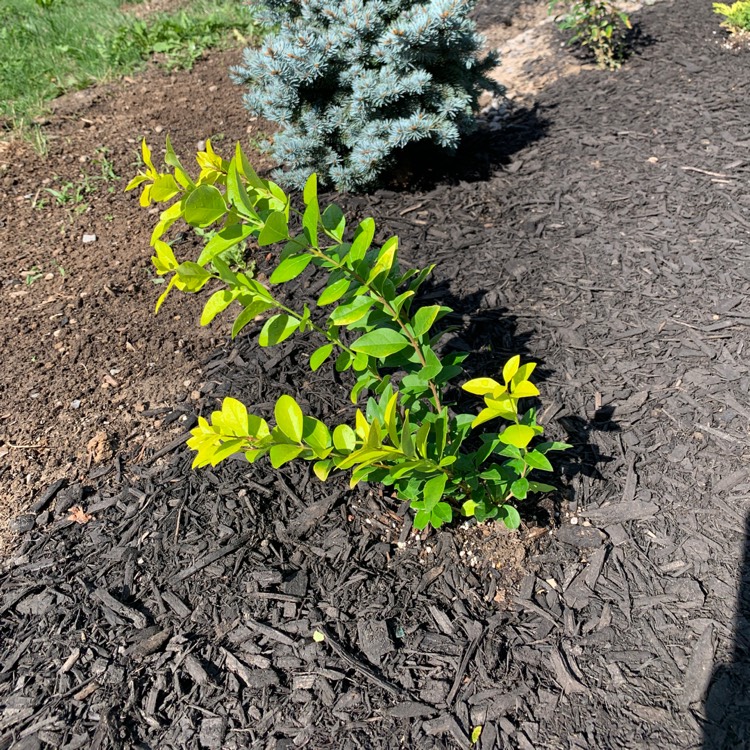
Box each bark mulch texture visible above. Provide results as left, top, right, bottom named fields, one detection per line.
left=2, top=0, right=750, bottom=748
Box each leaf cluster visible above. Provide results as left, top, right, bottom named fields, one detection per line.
left=128, top=139, right=569, bottom=531
left=713, top=1, right=750, bottom=32
left=549, top=0, right=632, bottom=69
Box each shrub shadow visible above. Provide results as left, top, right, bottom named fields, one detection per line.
left=377, top=103, right=551, bottom=192
left=551, top=19, right=656, bottom=68
left=704, top=513, right=750, bottom=748
left=421, top=279, right=594, bottom=528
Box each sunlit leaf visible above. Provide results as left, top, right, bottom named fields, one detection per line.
left=275, top=395, right=303, bottom=442
left=351, top=329, right=410, bottom=359
left=184, top=184, right=226, bottom=227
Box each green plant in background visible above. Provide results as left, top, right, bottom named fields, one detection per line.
left=0, top=0, right=264, bottom=130
left=127, top=139, right=569, bottom=531
left=713, top=1, right=750, bottom=32
left=549, top=0, right=632, bottom=69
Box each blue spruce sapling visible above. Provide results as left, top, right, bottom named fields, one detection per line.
left=234, top=0, right=502, bottom=192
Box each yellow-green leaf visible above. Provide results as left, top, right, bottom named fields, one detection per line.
left=368, top=235, right=397, bottom=281
left=269, top=443, right=304, bottom=468
left=150, top=174, right=180, bottom=203
left=462, top=377, right=502, bottom=397
left=221, top=397, right=250, bottom=437
left=511, top=380, right=540, bottom=398
left=512, top=362, right=537, bottom=386
left=310, top=344, right=333, bottom=372
left=184, top=184, right=226, bottom=228
left=503, top=355, right=521, bottom=384
left=275, top=395, right=303, bottom=442
left=317, top=278, right=351, bottom=306
left=201, top=289, right=235, bottom=326
left=333, top=424, right=357, bottom=452
left=349, top=217, right=375, bottom=262
left=313, top=459, right=333, bottom=481
left=498, top=424, right=535, bottom=449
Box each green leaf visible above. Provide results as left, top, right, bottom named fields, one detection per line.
left=498, top=424, right=535, bottom=450
left=330, top=297, right=373, bottom=326
left=269, top=443, right=304, bottom=468
left=349, top=217, right=375, bottom=262
left=184, top=184, right=226, bottom=227
left=201, top=290, right=235, bottom=326
left=317, top=278, right=351, bottom=306
left=150, top=174, right=180, bottom=203
left=351, top=329, right=410, bottom=359
left=335, top=350, right=353, bottom=372
left=275, top=395, right=303, bottom=442
left=270, top=254, right=312, bottom=284
left=415, top=421, right=430, bottom=459
left=413, top=509, right=431, bottom=530
left=528, top=481, right=557, bottom=493
left=259, top=314, right=299, bottom=346
left=333, top=424, right=357, bottom=452
left=400, top=412, right=415, bottom=458
left=500, top=504, right=521, bottom=530
left=536, top=441, right=572, bottom=453
left=231, top=299, right=274, bottom=338
left=511, top=477, right=529, bottom=500
left=303, top=417, right=331, bottom=455
left=423, top=473, right=447, bottom=508
left=471, top=726, right=482, bottom=745
left=322, top=204, right=345, bottom=240
left=524, top=450, right=553, bottom=472
left=432, top=502, right=452, bottom=525
left=309, top=344, right=333, bottom=372
left=313, top=459, right=333, bottom=481
left=412, top=305, right=441, bottom=338
left=258, top=210, right=289, bottom=246
left=197, top=223, right=254, bottom=266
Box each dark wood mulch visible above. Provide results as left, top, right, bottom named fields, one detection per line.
left=2, top=0, right=750, bottom=748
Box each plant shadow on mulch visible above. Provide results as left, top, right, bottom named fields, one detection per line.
left=551, top=19, right=657, bottom=68
left=703, top=513, right=750, bottom=748
left=379, top=104, right=550, bottom=192
left=409, top=279, right=609, bottom=529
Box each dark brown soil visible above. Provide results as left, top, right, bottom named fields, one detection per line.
left=0, top=49, right=272, bottom=553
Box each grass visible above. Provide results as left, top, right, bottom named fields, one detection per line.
left=0, top=0, right=264, bottom=130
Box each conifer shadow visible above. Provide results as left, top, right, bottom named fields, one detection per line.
left=704, top=513, right=750, bottom=748
left=378, top=103, right=551, bottom=191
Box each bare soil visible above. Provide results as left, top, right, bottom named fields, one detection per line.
left=0, top=49, right=272, bottom=552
